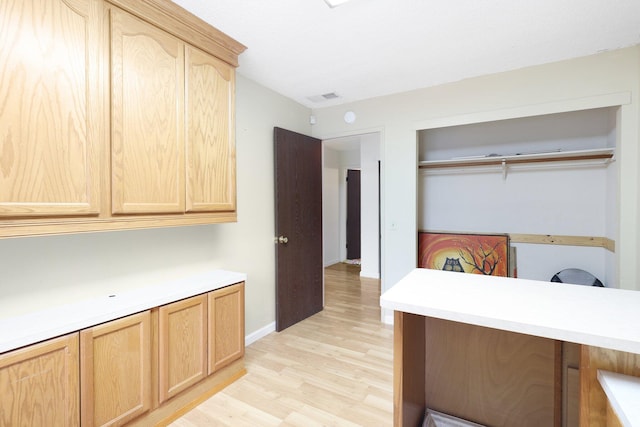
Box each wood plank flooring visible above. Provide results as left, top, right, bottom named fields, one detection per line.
left=170, top=263, right=393, bottom=427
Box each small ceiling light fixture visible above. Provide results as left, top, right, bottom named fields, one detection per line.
left=344, top=111, right=356, bottom=124
left=324, top=0, right=352, bottom=8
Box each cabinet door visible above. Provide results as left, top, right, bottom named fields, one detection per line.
left=208, top=283, right=245, bottom=374
left=0, top=0, right=100, bottom=217
left=158, top=294, right=207, bottom=404
left=0, top=333, right=79, bottom=427
left=80, top=311, right=151, bottom=427
left=185, top=46, right=236, bottom=212
left=110, top=7, right=184, bottom=214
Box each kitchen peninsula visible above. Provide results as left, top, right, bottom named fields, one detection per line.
left=381, top=268, right=640, bottom=427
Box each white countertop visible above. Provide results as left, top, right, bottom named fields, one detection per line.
left=597, top=370, right=640, bottom=426
left=0, top=269, right=246, bottom=354
left=380, top=268, right=640, bottom=355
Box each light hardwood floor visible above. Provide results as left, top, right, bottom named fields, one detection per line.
left=170, top=263, right=393, bottom=427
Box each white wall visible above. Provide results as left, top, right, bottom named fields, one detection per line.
left=323, top=166, right=341, bottom=266
left=606, top=108, right=620, bottom=287
left=359, top=133, right=381, bottom=278
left=418, top=108, right=616, bottom=161
left=310, top=46, right=640, bottom=314
left=420, top=167, right=611, bottom=283
left=208, top=75, right=312, bottom=335
left=0, top=74, right=312, bottom=339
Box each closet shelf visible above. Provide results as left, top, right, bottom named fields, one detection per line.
left=418, top=148, right=615, bottom=170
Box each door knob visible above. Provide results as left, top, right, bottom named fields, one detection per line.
left=278, top=236, right=289, bottom=244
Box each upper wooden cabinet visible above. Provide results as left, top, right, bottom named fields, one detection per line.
left=0, top=0, right=246, bottom=238
left=110, top=8, right=185, bottom=215
left=0, top=0, right=100, bottom=218
left=185, top=46, right=236, bottom=213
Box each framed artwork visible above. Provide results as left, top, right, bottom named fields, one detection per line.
left=418, top=231, right=510, bottom=277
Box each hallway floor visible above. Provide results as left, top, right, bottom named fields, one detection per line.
left=170, top=263, right=393, bottom=426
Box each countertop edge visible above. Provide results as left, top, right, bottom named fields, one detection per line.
left=380, top=268, right=640, bottom=355
left=597, top=370, right=640, bottom=426
left=0, top=269, right=246, bottom=354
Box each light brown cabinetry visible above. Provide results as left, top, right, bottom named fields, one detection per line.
left=110, top=7, right=185, bottom=215
left=605, top=402, right=624, bottom=427
left=395, top=313, right=558, bottom=427
left=0, top=281, right=245, bottom=426
left=0, top=0, right=100, bottom=218
left=209, top=282, right=245, bottom=373
left=109, top=7, right=237, bottom=216
left=394, top=312, right=640, bottom=427
left=80, top=311, right=152, bottom=427
left=158, top=294, right=207, bottom=403
left=580, top=346, right=640, bottom=427
left=0, top=333, right=80, bottom=427
left=186, top=46, right=236, bottom=213
left=0, top=0, right=245, bottom=238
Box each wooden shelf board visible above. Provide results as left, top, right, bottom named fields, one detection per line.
left=419, top=148, right=615, bottom=169
left=510, top=233, right=615, bottom=252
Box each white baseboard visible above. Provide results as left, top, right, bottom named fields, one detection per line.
left=245, top=321, right=276, bottom=347
left=324, top=258, right=340, bottom=267
left=383, top=310, right=394, bottom=326
left=360, top=269, right=380, bottom=279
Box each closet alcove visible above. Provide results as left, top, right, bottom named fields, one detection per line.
left=417, top=107, right=618, bottom=286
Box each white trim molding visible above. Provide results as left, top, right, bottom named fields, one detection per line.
left=245, top=321, right=276, bottom=347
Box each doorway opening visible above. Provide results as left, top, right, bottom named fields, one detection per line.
left=346, top=169, right=361, bottom=263
left=322, top=132, right=381, bottom=280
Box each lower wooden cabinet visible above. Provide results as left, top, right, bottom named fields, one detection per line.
left=158, top=294, right=208, bottom=403
left=209, top=282, right=245, bottom=373
left=0, top=333, right=80, bottom=427
left=80, top=311, right=152, bottom=427
left=0, top=282, right=245, bottom=426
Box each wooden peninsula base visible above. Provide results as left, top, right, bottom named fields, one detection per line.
left=382, top=269, right=640, bottom=427
left=394, top=312, right=559, bottom=426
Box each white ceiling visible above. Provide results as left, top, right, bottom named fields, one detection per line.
left=172, top=0, right=640, bottom=109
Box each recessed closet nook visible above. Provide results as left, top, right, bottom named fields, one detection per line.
left=418, top=106, right=618, bottom=286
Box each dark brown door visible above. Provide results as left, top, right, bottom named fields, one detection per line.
left=346, top=169, right=361, bottom=260
left=274, top=127, right=323, bottom=331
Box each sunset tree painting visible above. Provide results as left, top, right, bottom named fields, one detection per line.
left=418, top=232, right=510, bottom=276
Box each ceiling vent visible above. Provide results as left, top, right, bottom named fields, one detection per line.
left=307, top=92, right=341, bottom=103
